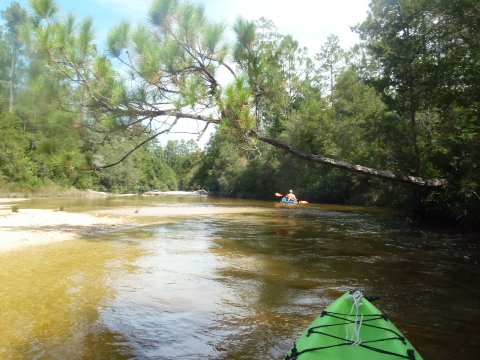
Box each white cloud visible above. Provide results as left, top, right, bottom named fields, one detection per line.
left=22, top=0, right=369, bottom=53
left=11, top=0, right=370, bottom=50
left=199, top=0, right=371, bottom=52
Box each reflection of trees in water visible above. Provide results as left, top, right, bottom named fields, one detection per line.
left=209, top=212, right=344, bottom=358
left=211, top=206, right=480, bottom=359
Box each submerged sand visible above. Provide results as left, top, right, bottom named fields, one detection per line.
left=0, top=197, right=265, bottom=253
left=0, top=207, right=123, bottom=253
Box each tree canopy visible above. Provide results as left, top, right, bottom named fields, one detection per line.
left=1, top=0, right=479, bottom=225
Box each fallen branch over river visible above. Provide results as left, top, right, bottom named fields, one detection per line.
left=246, top=129, right=447, bottom=188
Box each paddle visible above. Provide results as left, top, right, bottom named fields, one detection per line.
left=274, top=192, right=308, bottom=204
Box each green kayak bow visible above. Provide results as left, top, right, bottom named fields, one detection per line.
left=285, top=290, right=423, bottom=359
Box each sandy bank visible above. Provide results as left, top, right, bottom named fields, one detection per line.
left=0, top=208, right=124, bottom=253
left=0, top=196, right=266, bottom=253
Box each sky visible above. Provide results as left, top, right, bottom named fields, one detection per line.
left=8, top=0, right=371, bottom=51
left=3, top=0, right=372, bottom=145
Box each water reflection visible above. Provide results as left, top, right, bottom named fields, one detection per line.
left=207, top=208, right=480, bottom=359
left=0, top=230, right=145, bottom=359
left=1, top=198, right=479, bottom=359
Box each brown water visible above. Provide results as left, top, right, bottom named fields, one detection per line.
left=1, top=196, right=479, bottom=359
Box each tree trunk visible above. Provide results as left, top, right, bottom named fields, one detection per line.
left=329, top=63, right=334, bottom=106
left=409, top=81, right=421, bottom=177
left=8, top=49, right=16, bottom=113
left=246, top=129, right=447, bottom=188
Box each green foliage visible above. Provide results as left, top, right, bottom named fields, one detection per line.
left=0, top=0, right=478, bottom=226
left=314, top=34, right=348, bottom=101
left=0, top=29, right=11, bottom=110
left=1, top=2, right=28, bottom=113
left=2, top=2, right=28, bottom=45
left=0, top=1, right=207, bottom=194
left=163, top=139, right=202, bottom=189
left=354, top=0, right=480, bottom=222
left=193, top=128, right=249, bottom=196
left=77, top=17, right=94, bottom=57
left=233, top=17, right=256, bottom=64
left=222, top=76, right=254, bottom=132
left=30, top=0, right=58, bottom=21
left=333, top=68, right=388, bottom=165
left=0, top=111, right=34, bottom=184
left=203, top=23, right=224, bottom=54
left=149, top=0, right=179, bottom=29
left=107, top=21, right=130, bottom=57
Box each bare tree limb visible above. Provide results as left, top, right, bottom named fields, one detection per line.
left=95, top=111, right=220, bottom=169
left=246, top=129, right=447, bottom=188
left=96, top=118, right=179, bottom=169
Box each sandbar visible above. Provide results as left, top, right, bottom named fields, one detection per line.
left=0, top=206, right=123, bottom=253
left=0, top=197, right=266, bottom=253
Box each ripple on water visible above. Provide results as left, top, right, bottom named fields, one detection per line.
left=1, top=197, right=479, bottom=359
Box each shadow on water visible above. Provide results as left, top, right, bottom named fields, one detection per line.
left=207, top=207, right=480, bottom=359
left=1, top=197, right=479, bottom=359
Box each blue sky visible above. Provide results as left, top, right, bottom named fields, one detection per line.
left=5, top=0, right=371, bottom=52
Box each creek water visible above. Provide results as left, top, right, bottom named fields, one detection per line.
left=0, top=195, right=479, bottom=359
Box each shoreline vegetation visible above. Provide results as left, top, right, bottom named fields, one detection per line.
left=0, top=189, right=256, bottom=254
left=0, top=185, right=210, bottom=199
left=0, top=0, right=478, bottom=233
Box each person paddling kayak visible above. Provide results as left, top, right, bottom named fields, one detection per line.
left=285, top=190, right=297, bottom=202
left=274, top=191, right=308, bottom=204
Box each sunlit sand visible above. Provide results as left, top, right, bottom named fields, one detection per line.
left=0, top=207, right=123, bottom=253
left=0, top=197, right=267, bottom=253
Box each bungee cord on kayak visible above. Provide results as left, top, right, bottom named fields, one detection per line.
left=347, top=290, right=364, bottom=345
left=284, top=291, right=421, bottom=359
left=285, top=314, right=417, bottom=359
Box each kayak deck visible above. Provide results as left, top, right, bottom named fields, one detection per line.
left=285, top=290, right=423, bottom=359
left=281, top=197, right=299, bottom=204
